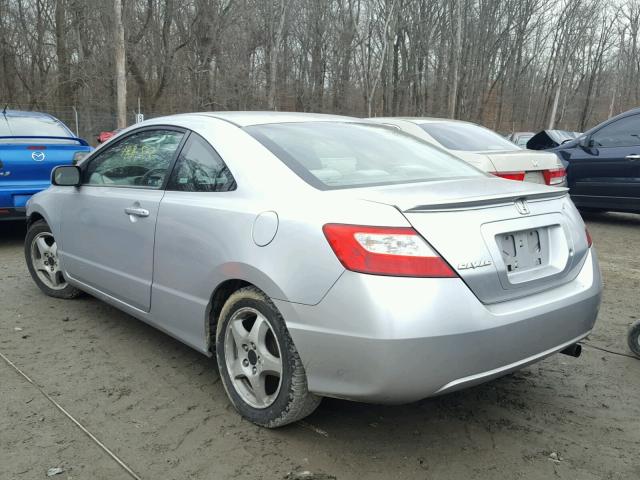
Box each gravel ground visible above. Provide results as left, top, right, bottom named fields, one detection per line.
left=1, top=213, right=639, bottom=480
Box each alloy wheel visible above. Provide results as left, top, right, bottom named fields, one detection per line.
left=30, top=232, right=66, bottom=290
left=223, top=307, right=283, bottom=409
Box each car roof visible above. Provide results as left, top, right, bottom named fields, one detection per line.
left=1, top=109, right=61, bottom=120
left=188, top=111, right=362, bottom=127
left=583, top=107, right=640, bottom=136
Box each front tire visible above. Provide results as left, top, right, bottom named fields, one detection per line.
left=215, top=286, right=321, bottom=427
left=628, top=320, right=640, bottom=358
left=25, top=220, right=81, bottom=299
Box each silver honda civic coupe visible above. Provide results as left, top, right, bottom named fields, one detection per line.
left=25, top=112, right=602, bottom=427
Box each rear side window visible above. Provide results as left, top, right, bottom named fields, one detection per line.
left=84, top=129, right=184, bottom=188
left=246, top=122, right=482, bottom=190
left=167, top=134, right=236, bottom=192
left=0, top=115, right=71, bottom=137
left=420, top=122, right=518, bottom=151
left=591, top=115, right=640, bottom=147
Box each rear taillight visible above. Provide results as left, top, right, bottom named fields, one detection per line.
left=322, top=224, right=457, bottom=278
left=586, top=228, right=593, bottom=248
left=491, top=171, right=525, bottom=181
left=543, top=168, right=567, bottom=186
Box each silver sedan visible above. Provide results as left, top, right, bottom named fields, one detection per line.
left=25, top=112, right=602, bottom=427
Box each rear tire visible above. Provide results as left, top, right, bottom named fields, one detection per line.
left=215, top=286, right=321, bottom=427
left=25, top=220, right=81, bottom=299
left=628, top=320, right=640, bottom=358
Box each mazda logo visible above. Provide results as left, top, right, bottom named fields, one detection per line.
left=31, top=151, right=46, bottom=162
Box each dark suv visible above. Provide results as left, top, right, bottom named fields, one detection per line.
left=551, top=108, right=640, bottom=214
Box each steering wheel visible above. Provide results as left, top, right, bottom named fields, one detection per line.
left=139, top=168, right=166, bottom=187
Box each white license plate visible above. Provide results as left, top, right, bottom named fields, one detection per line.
left=524, top=171, right=545, bottom=184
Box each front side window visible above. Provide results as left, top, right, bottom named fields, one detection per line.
left=246, top=122, right=483, bottom=190
left=84, top=129, right=184, bottom=188
left=420, top=122, right=518, bottom=151
left=167, top=134, right=236, bottom=192
left=591, top=115, right=640, bottom=148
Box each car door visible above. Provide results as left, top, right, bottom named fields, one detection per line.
left=59, top=127, right=187, bottom=311
left=150, top=132, right=237, bottom=349
left=568, top=114, right=640, bottom=210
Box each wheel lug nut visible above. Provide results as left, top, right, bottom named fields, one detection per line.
left=242, top=344, right=249, bottom=351
left=242, top=359, right=249, bottom=367
left=250, top=342, right=256, bottom=350
left=252, top=367, right=257, bottom=374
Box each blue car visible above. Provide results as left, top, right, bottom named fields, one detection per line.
left=548, top=108, right=640, bottom=214
left=0, top=110, right=92, bottom=221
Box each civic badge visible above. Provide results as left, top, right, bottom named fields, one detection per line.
left=458, top=259, right=492, bottom=270
left=31, top=151, right=46, bottom=162
left=515, top=198, right=530, bottom=215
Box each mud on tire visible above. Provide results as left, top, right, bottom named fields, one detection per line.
left=215, top=286, right=321, bottom=428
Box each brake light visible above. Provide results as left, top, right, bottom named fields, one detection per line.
left=543, top=168, right=566, bottom=186
left=586, top=228, right=593, bottom=248
left=491, top=171, right=525, bottom=181
left=322, top=224, right=457, bottom=278
left=26, top=145, right=46, bottom=150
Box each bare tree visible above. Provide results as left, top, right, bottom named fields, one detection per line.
left=114, top=0, right=126, bottom=128
left=1, top=0, right=638, bottom=140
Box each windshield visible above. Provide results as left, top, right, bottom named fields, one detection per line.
left=246, top=122, right=484, bottom=190
left=420, top=122, right=518, bottom=152
left=0, top=114, right=72, bottom=137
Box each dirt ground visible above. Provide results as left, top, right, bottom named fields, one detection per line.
left=1, top=213, right=639, bottom=480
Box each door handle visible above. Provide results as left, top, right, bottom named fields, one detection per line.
left=625, top=154, right=640, bottom=160
left=124, top=207, right=150, bottom=217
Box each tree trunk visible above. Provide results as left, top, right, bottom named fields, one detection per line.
left=449, top=0, right=461, bottom=119
left=114, top=0, right=127, bottom=128
left=268, top=0, right=288, bottom=110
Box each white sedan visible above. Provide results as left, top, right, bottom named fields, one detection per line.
left=368, top=117, right=567, bottom=186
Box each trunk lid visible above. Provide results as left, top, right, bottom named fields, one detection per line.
left=0, top=138, right=90, bottom=209
left=0, top=140, right=87, bottom=184
left=484, top=150, right=562, bottom=184
left=357, top=177, right=588, bottom=304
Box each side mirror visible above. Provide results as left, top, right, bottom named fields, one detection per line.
left=52, top=165, right=81, bottom=186
left=578, top=136, right=592, bottom=149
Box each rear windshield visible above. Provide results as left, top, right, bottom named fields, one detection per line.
left=0, top=114, right=72, bottom=138
left=246, top=122, right=483, bottom=190
left=420, top=122, right=518, bottom=152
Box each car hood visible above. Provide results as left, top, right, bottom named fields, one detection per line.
left=526, top=130, right=580, bottom=150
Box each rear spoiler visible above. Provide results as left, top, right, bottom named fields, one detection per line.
left=405, top=189, right=569, bottom=212
left=0, top=135, right=90, bottom=146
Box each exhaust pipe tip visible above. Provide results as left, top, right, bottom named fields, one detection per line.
left=560, top=343, right=582, bottom=358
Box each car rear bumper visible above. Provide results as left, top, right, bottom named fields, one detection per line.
left=0, top=207, right=26, bottom=221
left=0, top=184, right=48, bottom=215
left=275, top=249, right=602, bottom=404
